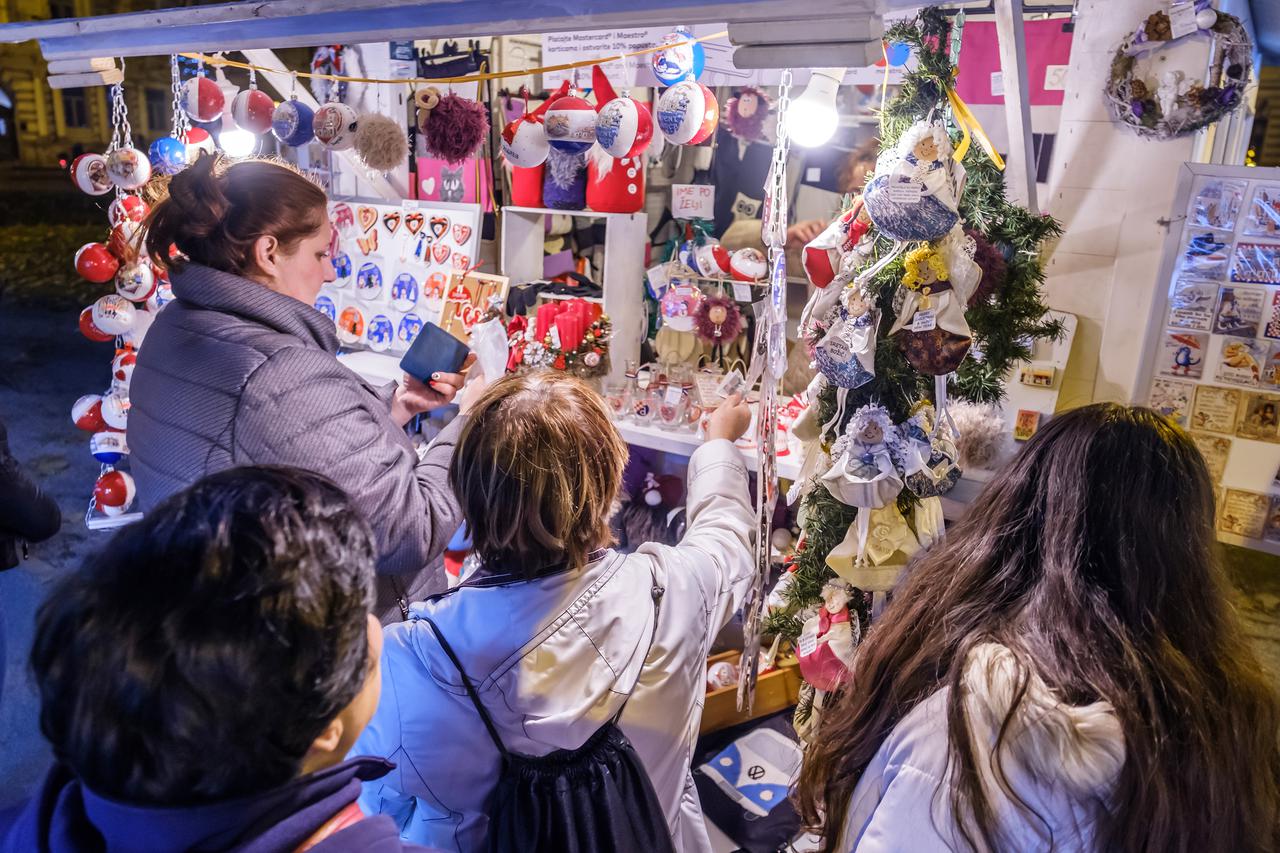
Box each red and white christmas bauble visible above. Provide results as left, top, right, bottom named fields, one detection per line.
left=71, top=394, right=106, bottom=432
left=730, top=247, right=768, bottom=282
left=70, top=153, right=113, bottom=196
left=79, top=307, right=114, bottom=342
left=181, top=76, right=225, bottom=123
left=91, top=294, right=136, bottom=336
left=75, top=243, right=120, bottom=283
left=594, top=96, right=653, bottom=159
left=115, top=262, right=155, bottom=302
left=108, top=221, right=143, bottom=263
left=106, top=147, right=152, bottom=190
left=90, top=431, right=128, bottom=465
left=184, top=127, right=216, bottom=161
left=108, top=194, right=150, bottom=227
left=231, top=88, right=275, bottom=134
left=112, top=350, right=137, bottom=385
left=313, top=102, right=359, bottom=150
left=100, top=390, right=130, bottom=430
left=655, top=80, right=718, bottom=146
left=693, top=242, right=731, bottom=278
left=93, top=469, right=136, bottom=517
left=500, top=116, right=550, bottom=169
left=543, top=95, right=598, bottom=154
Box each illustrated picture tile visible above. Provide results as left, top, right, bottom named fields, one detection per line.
left=1167, top=278, right=1217, bottom=331
left=1219, top=488, right=1272, bottom=539
left=1190, top=432, right=1232, bottom=484
left=1242, top=183, right=1280, bottom=240
left=1149, top=377, right=1195, bottom=426
left=1179, top=228, right=1232, bottom=280
left=1212, top=285, right=1265, bottom=338
left=1263, top=343, right=1280, bottom=388
left=1159, top=330, right=1207, bottom=379
left=1266, top=291, right=1280, bottom=341
left=1238, top=393, right=1280, bottom=443
left=1190, top=177, right=1247, bottom=232
left=1190, top=384, right=1241, bottom=434
left=1012, top=409, right=1041, bottom=442
left=1264, top=496, right=1280, bottom=544
left=1217, top=338, right=1267, bottom=387
left=1231, top=242, right=1280, bottom=286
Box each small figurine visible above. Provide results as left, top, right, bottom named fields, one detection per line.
left=795, top=579, right=860, bottom=692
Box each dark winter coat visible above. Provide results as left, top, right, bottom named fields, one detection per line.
left=0, top=418, right=61, bottom=572
left=128, top=264, right=463, bottom=620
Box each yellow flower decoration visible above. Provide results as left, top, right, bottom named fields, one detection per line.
left=901, top=245, right=950, bottom=291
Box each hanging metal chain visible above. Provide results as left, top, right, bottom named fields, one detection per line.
left=107, top=57, right=130, bottom=153
left=169, top=54, right=190, bottom=139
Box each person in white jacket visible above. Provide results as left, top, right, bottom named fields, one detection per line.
left=353, top=371, right=756, bottom=852
left=794, top=403, right=1280, bottom=853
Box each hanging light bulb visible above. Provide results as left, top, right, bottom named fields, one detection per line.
left=212, top=67, right=256, bottom=157
left=785, top=67, right=845, bottom=148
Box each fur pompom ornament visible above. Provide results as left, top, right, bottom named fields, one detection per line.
left=353, top=113, right=408, bottom=172
left=693, top=292, right=744, bottom=343
left=419, top=89, right=490, bottom=165
left=723, top=86, right=772, bottom=143
left=967, top=227, right=1008, bottom=305
left=949, top=400, right=1006, bottom=470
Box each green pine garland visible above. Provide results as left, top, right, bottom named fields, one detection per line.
left=764, top=8, right=1063, bottom=641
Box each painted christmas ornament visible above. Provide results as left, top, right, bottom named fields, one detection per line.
left=272, top=99, right=315, bottom=147
left=314, top=294, right=336, bottom=321
left=651, top=25, right=705, bottom=85
left=398, top=313, right=423, bottom=344
left=100, top=391, right=129, bottom=430
left=729, top=247, right=767, bottom=282
left=390, top=272, right=418, bottom=312
left=91, top=294, right=136, bottom=336
left=313, top=102, right=359, bottom=150
left=366, top=314, right=394, bottom=352
left=107, top=221, right=143, bottom=263
left=70, top=153, right=112, bottom=195
left=120, top=306, right=155, bottom=350
left=181, top=75, right=225, bottom=123
left=75, top=243, right=119, bottom=283
left=500, top=81, right=568, bottom=169
left=108, top=194, right=150, bottom=226
left=655, top=80, right=718, bottom=145
left=90, top=431, right=129, bottom=465
left=115, top=262, right=156, bottom=302
left=145, top=284, right=174, bottom=313
left=592, top=65, right=652, bottom=159
left=112, top=349, right=137, bottom=386
left=693, top=242, right=731, bottom=278
left=106, top=147, right=152, bottom=190
left=79, top=307, right=114, bottom=342
left=544, top=95, right=598, bottom=154
left=184, top=127, right=216, bottom=161
left=72, top=395, right=106, bottom=432
left=337, top=306, right=365, bottom=345
left=93, top=469, right=136, bottom=517
left=148, top=136, right=187, bottom=175
left=231, top=88, right=275, bottom=134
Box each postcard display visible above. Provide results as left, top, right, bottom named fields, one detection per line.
left=320, top=200, right=484, bottom=355
left=1144, top=164, right=1280, bottom=551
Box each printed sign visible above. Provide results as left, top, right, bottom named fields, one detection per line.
left=672, top=184, right=716, bottom=221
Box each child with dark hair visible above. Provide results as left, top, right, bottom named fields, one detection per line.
left=0, top=466, right=435, bottom=853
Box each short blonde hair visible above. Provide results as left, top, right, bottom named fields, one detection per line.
left=449, top=371, right=628, bottom=577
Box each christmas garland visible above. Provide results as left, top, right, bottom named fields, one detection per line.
left=1104, top=2, right=1252, bottom=141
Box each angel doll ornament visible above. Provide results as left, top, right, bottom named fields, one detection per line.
left=821, top=404, right=903, bottom=512
left=796, top=579, right=860, bottom=693
left=888, top=226, right=982, bottom=375
left=862, top=121, right=963, bottom=243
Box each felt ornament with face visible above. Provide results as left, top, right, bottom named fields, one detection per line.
left=821, top=403, right=904, bottom=511
left=795, top=578, right=860, bottom=693
left=723, top=86, right=771, bottom=143
left=888, top=226, right=981, bottom=376
left=862, top=120, right=961, bottom=243
left=813, top=285, right=877, bottom=390
left=692, top=293, right=743, bottom=343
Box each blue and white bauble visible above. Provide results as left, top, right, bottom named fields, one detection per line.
left=397, top=313, right=423, bottom=344
left=90, top=430, right=129, bottom=465
left=390, top=272, right=418, bottom=312
left=651, top=26, right=704, bottom=86
left=314, top=294, right=337, bottom=321
left=366, top=314, right=394, bottom=352
left=595, top=96, right=654, bottom=159
left=148, top=136, right=187, bottom=175
left=355, top=262, right=383, bottom=301
left=331, top=252, right=352, bottom=284
left=272, top=99, right=315, bottom=147
left=543, top=95, right=598, bottom=155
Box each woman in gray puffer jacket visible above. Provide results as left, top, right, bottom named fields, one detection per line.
left=129, top=154, right=475, bottom=621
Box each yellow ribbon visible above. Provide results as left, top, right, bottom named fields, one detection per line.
left=946, top=69, right=1005, bottom=170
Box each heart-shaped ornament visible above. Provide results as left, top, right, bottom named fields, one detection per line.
left=429, top=216, right=449, bottom=240
left=452, top=224, right=472, bottom=245
left=404, top=213, right=425, bottom=235
left=452, top=252, right=470, bottom=271
left=383, top=212, right=401, bottom=235
left=357, top=206, right=377, bottom=233
left=432, top=242, right=451, bottom=265
left=421, top=177, right=436, bottom=196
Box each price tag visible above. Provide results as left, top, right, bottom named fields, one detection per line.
left=821, top=333, right=854, bottom=363
left=732, top=282, right=753, bottom=302
left=664, top=384, right=683, bottom=406
left=646, top=264, right=669, bottom=299
left=549, top=326, right=562, bottom=348
left=1168, top=1, right=1198, bottom=39
left=911, top=309, right=937, bottom=332
left=797, top=626, right=819, bottom=658
left=716, top=369, right=746, bottom=398
left=990, top=71, right=1004, bottom=97
left=887, top=180, right=923, bottom=204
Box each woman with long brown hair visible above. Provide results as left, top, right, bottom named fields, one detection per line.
left=796, top=403, right=1280, bottom=852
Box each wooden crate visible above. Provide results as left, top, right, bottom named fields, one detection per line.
left=700, top=651, right=802, bottom=735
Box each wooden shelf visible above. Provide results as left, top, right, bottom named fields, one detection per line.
left=503, top=206, right=630, bottom=219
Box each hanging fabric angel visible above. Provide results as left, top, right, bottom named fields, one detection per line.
left=887, top=225, right=982, bottom=376
left=862, top=120, right=963, bottom=243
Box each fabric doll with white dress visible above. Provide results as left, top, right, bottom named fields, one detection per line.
left=862, top=121, right=963, bottom=243
left=888, top=225, right=982, bottom=375
left=821, top=404, right=904, bottom=511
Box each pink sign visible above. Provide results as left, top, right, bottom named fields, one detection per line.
left=953, top=19, right=1073, bottom=107
left=415, top=156, right=494, bottom=212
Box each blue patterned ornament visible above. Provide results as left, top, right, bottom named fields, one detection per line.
left=272, top=99, right=315, bottom=147
left=314, top=294, right=337, bottom=321
left=390, top=272, right=419, bottom=312
left=398, top=313, right=424, bottom=344
left=148, top=136, right=187, bottom=175
left=366, top=314, right=394, bottom=351
left=651, top=26, right=705, bottom=86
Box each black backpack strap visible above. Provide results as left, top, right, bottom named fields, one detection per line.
left=420, top=615, right=509, bottom=758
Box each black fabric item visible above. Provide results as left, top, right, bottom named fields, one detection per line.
left=0, top=418, right=61, bottom=572
left=419, top=596, right=675, bottom=853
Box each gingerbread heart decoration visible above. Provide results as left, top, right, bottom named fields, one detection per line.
left=452, top=224, right=472, bottom=245
left=383, top=211, right=401, bottom=235
left=452, top=252, right=470, bottom=271
left=459, top=303, right=483, bottom=331
left=357, top=206, right=377, bottom=233
left=432, top=242, right=451, bottom=265
left=404, top=213, right=425, bottom=235
left=429, top=216, right=449, bottom=240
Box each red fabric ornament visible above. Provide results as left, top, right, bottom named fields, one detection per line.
left=692, top=293, right=744, bottom=343
left=422, top=93, right=490, bottom=165
left=967, top=227, right=1009, bottom=305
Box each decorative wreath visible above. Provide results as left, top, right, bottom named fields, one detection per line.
left=1105, top=3, right=1253, bottom=141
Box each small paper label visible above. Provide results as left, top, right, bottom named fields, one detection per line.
left=732, top=282, right=753, bottom=302
left=646, top=264, right=669, bottom=296
left=990, top=71, right=1004, bottom=97
left=805, top=167, right=821, bottom=182
left=911, top=309, right=937, bottom=332
left=549, top=326, right=562, bottom=349
left=716, top=369, right=746, bottom=398
left=821, top=333, right=854, bottom=363
left=664, top=384, right=683, bottom=406
left=1168, top=1, right=1197, bottom=39
left=797, top=627, right=818, bottom=658
left=887, top=180, right=923, bottom=204
left=1044, top=64, right=1068, bottom=91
